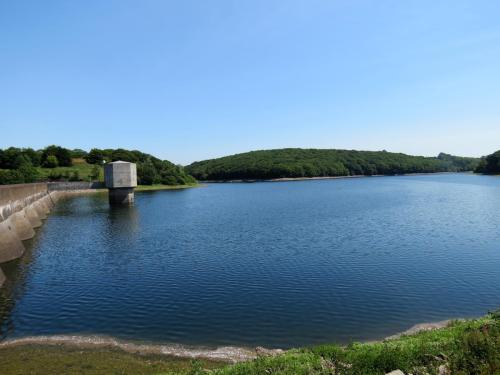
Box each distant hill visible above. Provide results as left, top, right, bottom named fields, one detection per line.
left=185, top=148, right=480, bottom=181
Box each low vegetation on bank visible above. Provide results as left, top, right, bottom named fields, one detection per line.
left=0, top=312, right=498, bottom=375
left=186, top=149, right=480, bottom=181
left=0, top=146, right=196, bottom=186
left=203, top=311, right=499, bottom=375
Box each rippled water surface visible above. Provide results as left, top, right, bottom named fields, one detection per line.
left=1, top=174, right=500, bottom=348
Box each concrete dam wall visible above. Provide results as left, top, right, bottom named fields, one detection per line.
left=0, top=183, right=67, bottom=286
left=48, top=181, right=104, bottom=191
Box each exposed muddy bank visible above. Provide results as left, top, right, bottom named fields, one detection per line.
left=0, top=318, right=457, bottom=363
left=0, top=335, right=258, bottom=363
left=384, top=320, right=455, bottom=340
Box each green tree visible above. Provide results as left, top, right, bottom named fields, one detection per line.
left=41, top=145, right=72, bottom=167
left=476, top=150, right=500, bottom=174
left=48, top=170, right=63, bottom=181
left=69, top=171, right=80, bottom=181
left=43, top=155, right=59, bottom=168
left=138, top=159, right=159, bottom=185
left=17, top=156, right=38, bottom=182
left=13, top=154, right=32, bottom=169
left=90, top=165, right=101, bottom=181
left=70, top=149, right=88, bottom=158
left=111, top=149, right=139, bottom=162
left=84, top=148, right=105, bottom=164
left=0, top=170, right=25, bottom=184
left=0, top=147, right=23, bottom=169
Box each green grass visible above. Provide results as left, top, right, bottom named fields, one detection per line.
left=36, top=158, right=97, bottom=181
left=1, top=312, right=498, bottom=375
left=168, top=311, right=500, bottom=375
left=0, top=345, right=225, bottom=375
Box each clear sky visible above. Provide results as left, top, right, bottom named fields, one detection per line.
left=1, top=1, right=499, bottom=165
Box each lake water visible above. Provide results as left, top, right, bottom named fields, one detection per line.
left=1, top=173, right=499, bottom=349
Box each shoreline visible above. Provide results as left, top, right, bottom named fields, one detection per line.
left=0, top=319, right=456, bottom=363
left=0, top=335, right=257, bottom=363
left=202, top=171, right=471, bottom=183
left=0, top=313, right=496, bottom=375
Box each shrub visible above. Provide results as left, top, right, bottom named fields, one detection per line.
left=90, top=165, right=101, bottom=181
left=138, top=160, right=159, bottom=185
left=0, top=170, right=25, bottom=184
left=41, top=145, right=72, bottom=167
left=69, top=171, right=80, bottom=181
left=160, top=175, right=178, bottom=185
left=48, top=171, right=63, bottom=181
left=18, top=161, right=38, bottom=183
left=450, top=323, right=500, bottom=374
left=43, top=155, right=59, bottom=168
left=85, top=148, right=106, bottom=164
left=70, top=149, right=87, bottom=158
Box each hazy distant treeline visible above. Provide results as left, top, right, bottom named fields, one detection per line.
left=186, top=149, right=480, bottom=181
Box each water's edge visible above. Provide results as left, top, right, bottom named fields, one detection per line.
left=0, top=319, right=454, bottom=363
left=0, top=335, right=258, bottom=363
left=203, top=171, right=469, bottom=183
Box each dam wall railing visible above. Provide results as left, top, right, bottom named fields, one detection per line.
left=0, top=182, right=99, bottom=286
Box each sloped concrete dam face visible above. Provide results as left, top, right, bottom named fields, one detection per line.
left=0, top=183, right=65, bottom=286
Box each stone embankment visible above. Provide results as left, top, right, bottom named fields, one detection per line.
left=0, top=182, right=97, bottom=286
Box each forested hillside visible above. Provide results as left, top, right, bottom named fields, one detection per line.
left=475, top=150, right=500, bottom=174
left=186, top=148, right=479, bottom=181
left=84, top=148, right=196, bottom=185
left=0, top=146, right=195, bottom=185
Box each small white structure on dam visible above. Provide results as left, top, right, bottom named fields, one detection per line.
left=104, top=161, right=137, bottom=204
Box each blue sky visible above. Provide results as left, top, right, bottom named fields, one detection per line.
left=1, top=1, right=499, bottom=164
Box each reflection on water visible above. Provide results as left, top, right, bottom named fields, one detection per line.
left=108, top=200, right=140, bottom=235
left=0, top=174, right=500, bottom=348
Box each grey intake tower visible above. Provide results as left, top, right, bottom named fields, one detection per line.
left=104, top=161, right=137, bottom=204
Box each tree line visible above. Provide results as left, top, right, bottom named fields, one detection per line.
left=0, top=146, right=75, bottom=184
left=0, top=146, right=196, bottom=185
left=185, top=148, right=480, bottom=181
left=83, top=148, right=196, bottom=185
left=475, top=150, right=500, bottom=174
left=2, top=146, right=492, bottom=185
